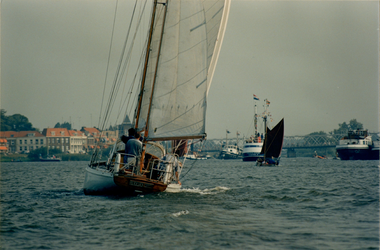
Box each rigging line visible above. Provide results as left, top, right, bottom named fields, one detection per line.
left=98, top=0, right=119, bottom=129
left=115, top=0, right=149, bottom=123
left=100, top=0, right=139, bottom=131
left=91, top=0, right=120, bottom=162
left=127, top=2, right=153, bottom=120
left=115, top=0, right=150, bottom=130
left=246, top=115, right=255, bottom=137
left=124, top=34, right=149, bottom=121
left=101, top=2, right=138, bottom=130
left=118, top=43, right=147, bottom=125
left=180, top=139, right=205, bottom=182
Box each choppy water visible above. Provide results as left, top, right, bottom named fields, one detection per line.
left=1, top=158, right=379, bottom=250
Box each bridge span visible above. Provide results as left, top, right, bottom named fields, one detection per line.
left=192, top=134, right=348, bottom=157
left=191, top=133, right=378, bottom=157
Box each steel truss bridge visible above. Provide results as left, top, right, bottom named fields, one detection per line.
left=191, top=133, right=380, bottom=157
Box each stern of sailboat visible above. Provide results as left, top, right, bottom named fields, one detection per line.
left=112, top=151, right=168, bottom=193
left=113, top=174, right=167, bottom=193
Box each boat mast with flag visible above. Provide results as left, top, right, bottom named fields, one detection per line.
left=83, top=0, right=231, bottom=195
left=251, top=97, right=284, bottom=166
left=242, top=94, right=264, bottom=161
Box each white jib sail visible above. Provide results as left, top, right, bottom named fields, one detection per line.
left=137, top=0, right=231, bottom=140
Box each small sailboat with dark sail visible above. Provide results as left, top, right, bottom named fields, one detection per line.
left=83, top=0, right=231, bottom=195
left=256, top=118, right=284, bottom=166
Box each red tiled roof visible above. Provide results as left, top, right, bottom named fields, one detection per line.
left=0, top=131, right=18, bottom=138
left=81, top=127, right=100, bottom=136
left=42, top=128, right=69, bottom=137
left=68, top=130, right=85, bottom=136
left=15, top=131, right=44, bottom=137
left=0, top=131, right=44, bottom=138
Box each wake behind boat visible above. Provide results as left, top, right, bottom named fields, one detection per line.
left=83, top=0, right=231, bottom=195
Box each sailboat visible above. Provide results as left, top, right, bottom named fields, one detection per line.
left=256, top=118, right=284, bottom=166
left=83, top=0, right=231, bottom=195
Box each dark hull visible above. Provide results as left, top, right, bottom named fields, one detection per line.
left=40, top=158, right=61, bottom=162
left=337, top=148, right=379, bottom=160
left=219, top=153, right=240, bottom=159
left=256, top=158, right=281, bottom=166
left=242, top=155, right=263, bottom=161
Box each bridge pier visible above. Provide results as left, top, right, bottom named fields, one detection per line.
left=287, top=148, right=296, bottom=158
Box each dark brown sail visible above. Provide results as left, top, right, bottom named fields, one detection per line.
left=260, top=118, right=284, bottom=159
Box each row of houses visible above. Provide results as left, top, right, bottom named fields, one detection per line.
left=0, top=127, right=120, bottom=154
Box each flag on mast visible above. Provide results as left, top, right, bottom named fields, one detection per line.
left=253, top=94, right=259, bottom=101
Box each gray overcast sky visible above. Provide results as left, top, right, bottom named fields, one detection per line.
left=1, top=0, right=379, bottom=139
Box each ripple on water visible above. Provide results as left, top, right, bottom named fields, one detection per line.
left=0, top=159, right=378, bottom=250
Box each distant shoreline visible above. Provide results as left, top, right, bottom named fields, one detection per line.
left=1, top=154, right=91, bottom=162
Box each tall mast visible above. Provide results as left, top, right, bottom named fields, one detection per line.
left=254, top=101, right=258, bottom=141
left=253, top=94, right=259, bottom=142
left=263, top=98, right=269, bottom=137
left=138, top=0, right=168, bottom=173
left=263, top=98, right=270, bottom=159
left=134, top=0, right=158, bottom=130
left=225, top=130, right=228, bottom=147
left=143, top=0, right=168, bottom=139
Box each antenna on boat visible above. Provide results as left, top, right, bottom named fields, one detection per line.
left=253, top=94, right=259, bottom=142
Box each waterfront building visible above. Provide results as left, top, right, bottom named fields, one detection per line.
left=80, top=127, right=101, bottom=152
left=102, top=129, right=119, bottom=146
left=68, top=130, right=87, bottom=154
left=0, top=131, right=46, bottom=153
left=42, top=128, right=71, bottom=154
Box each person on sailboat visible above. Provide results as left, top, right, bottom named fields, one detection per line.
left=172, top=156, right=182, bottom=186
left=154, top=154, right=182, bottom=185
left=121, top=128, right=136, bottom=164
left=266, top=157, right=276, bottom=165
left=124, top=129, right=142, bottom=170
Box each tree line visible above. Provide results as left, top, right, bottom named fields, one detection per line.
left=1, top=109, right=37, bottom=132
left=305, top=119, right=363, bottom=137
left=0, top=109, right=111, bottom=132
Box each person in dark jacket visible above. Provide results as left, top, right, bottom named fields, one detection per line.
left=125, top=130, right=142, bottom=170
left=121, top=128, right=136, bottom=164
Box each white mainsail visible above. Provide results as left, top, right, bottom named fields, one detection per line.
left=84, top=0, right=231, bottom=195
left=136, top=0, right=230, bottom=140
